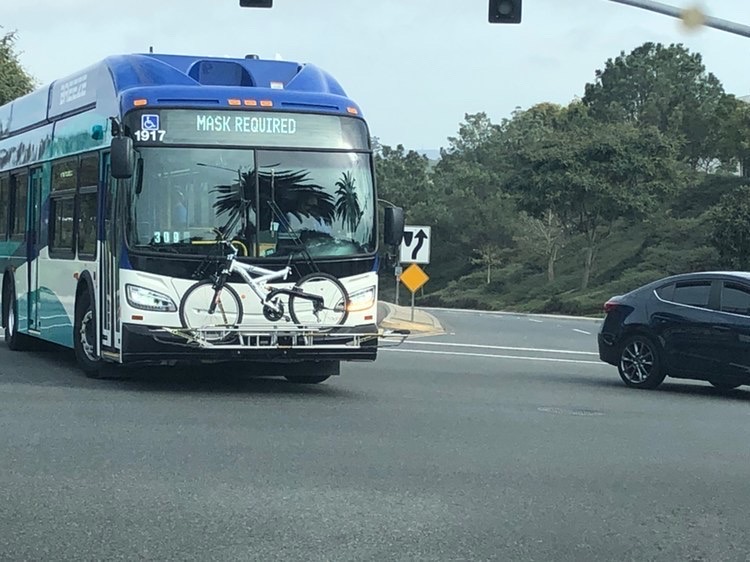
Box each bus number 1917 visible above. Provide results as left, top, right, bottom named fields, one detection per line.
left=135, top=130, right=166, bottom=142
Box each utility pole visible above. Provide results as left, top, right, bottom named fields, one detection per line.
left=609, top=0, right=750, bottom=39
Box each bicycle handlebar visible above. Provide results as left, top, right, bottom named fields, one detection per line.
left=205, top=227, right=239, bottom=260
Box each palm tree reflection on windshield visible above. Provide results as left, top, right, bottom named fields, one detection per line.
left=334, top=171, right=363, bottom=232
left=210, top=167, right=334, bottom=238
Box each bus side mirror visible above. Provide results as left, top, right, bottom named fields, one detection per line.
left=384, top=206, right=405, bottom=246
left=111, top=137, right=134, bottom=179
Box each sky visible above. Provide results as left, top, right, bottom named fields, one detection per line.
left=3, top=0, right=750, bottom=152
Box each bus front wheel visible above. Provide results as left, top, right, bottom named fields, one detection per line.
left=74, top=291, right=103, bottom=378
left=4, top=283, right=33, bottom=351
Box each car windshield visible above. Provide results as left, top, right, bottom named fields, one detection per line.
left=127, top=147, right=376, bottom=258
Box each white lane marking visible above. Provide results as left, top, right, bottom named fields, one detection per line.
left=573, top=329, right=592, bottom=335
left=383, top=348, right=603, bottom=365
left=404, top=340, right=599, bottom=356
left=422, top=305, right=602, bottom=322
left=529, top=318, right=543, bottom=323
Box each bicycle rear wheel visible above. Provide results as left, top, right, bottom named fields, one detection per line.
left=179, top=280, right=243, bottom=341
left=288, top=273, right=349, bottom=326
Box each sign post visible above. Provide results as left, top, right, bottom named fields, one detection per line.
left=608, top=1, right=750, bottom=39
left=399, top=226, right=432, bottom=320
left=394, top=265, right=403, bottom=306
left=400, top=263, right=430, bottom=321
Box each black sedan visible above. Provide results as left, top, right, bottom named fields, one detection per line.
left=598, top=271, right=750, bottom=390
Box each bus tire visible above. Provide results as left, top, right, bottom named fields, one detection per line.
left=4, top=282, right=33, bottom=351
left=74, top=289, right=103, bottom=378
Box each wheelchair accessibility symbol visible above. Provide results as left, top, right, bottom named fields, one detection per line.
left=141, top=114, right=160, bottom=131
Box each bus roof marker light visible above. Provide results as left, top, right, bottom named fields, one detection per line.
left=228, top=99, right=242, bottom=106
left=244, top=99, right=258, bottom=106
left=260, top=100, right=273, bottom=107
left=133, top=99, right=148, bottom=107
left=347, top=107, right=359, bottom=115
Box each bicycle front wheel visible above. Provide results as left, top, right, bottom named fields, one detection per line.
left=179, top=280, right=243, bottom=340
left=288, top=273, right=349, bottom=327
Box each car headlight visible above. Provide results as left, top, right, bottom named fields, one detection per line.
left=347, top=286, right=376, bottom=312
left=126, top=284, right=177, bottom=312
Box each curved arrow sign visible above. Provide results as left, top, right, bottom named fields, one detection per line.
left=399, top=226, right=431, bottom=264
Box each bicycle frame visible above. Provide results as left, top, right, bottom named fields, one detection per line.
left=206, top=239, right=327, bottom=321
left=209, top=240, right=289, bottom=305
left=227, top=257, right=291, bottom=306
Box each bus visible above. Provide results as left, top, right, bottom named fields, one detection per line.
left=0, top=53, right=404, bottom=381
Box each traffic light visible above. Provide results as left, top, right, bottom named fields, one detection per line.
left=489, top=0, right=522, bottom=23
left=239, top=0, right=272, bottom=7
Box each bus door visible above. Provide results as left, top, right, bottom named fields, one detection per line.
left=100, top=154, right=120, bottom=351
left=26, top=167, right=43, bottom=331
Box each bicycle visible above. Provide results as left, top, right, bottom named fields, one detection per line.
left=179, top=236, right=349, bottom=339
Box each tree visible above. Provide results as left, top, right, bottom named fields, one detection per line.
left=582, top=42, right=726, bottom=168
left=510, top=105, right=681, bottom=290
left=513, top=209, right=567, bottom=283
left=471, top=243, right=504, bottom=284
left=431, top=152, right=516, bottom=260
left=444, top=112, right=499, bottom=157
left=709, top=185, right=750, bottom=269
left=712, top=95, right=750, bottom=174
left=374, top=143, right=433, bottom=217
left=0, top=30, right=34, bottom=107
left=432, top=112, right=514, bottom=252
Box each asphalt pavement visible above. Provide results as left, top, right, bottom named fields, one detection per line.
left=1, top=308, right=749, bottom=561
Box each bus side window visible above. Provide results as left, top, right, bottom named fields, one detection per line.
left=49, top=158, right=77, bottom=258
left=10, top=171, right=28, bottom=241
left=0, top=175, right=9, bottom=240
left=77, top=154, right=99, bottom=259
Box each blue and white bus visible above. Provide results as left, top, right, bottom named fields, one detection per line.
left=0, top=53, right=403, bottom=381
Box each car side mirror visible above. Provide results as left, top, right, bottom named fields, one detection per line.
left=111, top=137, right=134, bottom=179
left=384, top=206, right=405, bottom=246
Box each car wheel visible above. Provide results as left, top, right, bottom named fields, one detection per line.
left=709, top=379, right=742, bottom=390
left=617, top=334, right=666, bottom=389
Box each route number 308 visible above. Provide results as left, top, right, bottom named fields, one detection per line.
left=135, top=130, right=166, bottom=142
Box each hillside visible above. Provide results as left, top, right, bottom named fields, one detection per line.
left=379, top=174, right=746, bottom=317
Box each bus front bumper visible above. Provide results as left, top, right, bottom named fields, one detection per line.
left=120, top=322, right=379, bottom=365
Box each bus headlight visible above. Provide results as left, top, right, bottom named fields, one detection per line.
left=347, top=286, right=376, bottom=312
left=126, top=284, right=177, bottom=312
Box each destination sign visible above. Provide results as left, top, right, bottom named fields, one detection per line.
left=128, top=109, right=369, bottom=150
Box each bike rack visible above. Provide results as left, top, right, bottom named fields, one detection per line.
left=154, top=324, right=410, bottom=350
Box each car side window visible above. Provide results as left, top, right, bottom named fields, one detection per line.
left=721, top=283, right=750, bottom=316
left=655, top=283, right=674, bottom=301
left=671, top=281, right=711, bottom=308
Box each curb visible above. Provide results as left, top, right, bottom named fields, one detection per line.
left=378, top=301, right=445, bottom=335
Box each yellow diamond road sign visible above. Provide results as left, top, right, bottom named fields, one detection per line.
left=400, top=263, right=429, bottom=293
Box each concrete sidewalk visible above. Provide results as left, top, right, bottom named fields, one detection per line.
left=377, top=301, right=445, bottom=336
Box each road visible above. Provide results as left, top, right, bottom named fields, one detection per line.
left=1, top=308, right=749, bottom=561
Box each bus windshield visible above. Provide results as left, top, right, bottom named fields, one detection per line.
left=127, top=147, right=376, bottom=259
